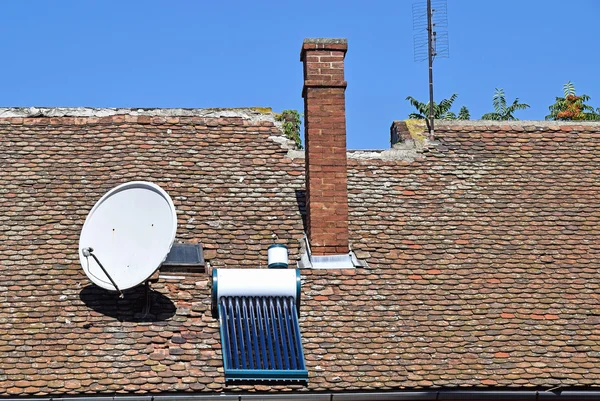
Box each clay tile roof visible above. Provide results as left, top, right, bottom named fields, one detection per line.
left=1, top=112, right=600, bottom=396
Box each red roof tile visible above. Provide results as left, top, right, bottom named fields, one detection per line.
left=1, top=112, right=600, bottom=395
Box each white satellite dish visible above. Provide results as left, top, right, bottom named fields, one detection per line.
left=79, top=181, right=177, bottom=295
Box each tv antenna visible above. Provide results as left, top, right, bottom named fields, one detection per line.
left=413, top=0, right=449, bottom=139
left=78, top=181, right=177, bottom=298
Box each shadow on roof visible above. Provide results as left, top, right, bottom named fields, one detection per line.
left=295, top=189, right=307, bottom=232
left=79, top=284, right=176, bottom=322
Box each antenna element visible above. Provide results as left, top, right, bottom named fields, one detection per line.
left=413, top=0, right=449, bottom=139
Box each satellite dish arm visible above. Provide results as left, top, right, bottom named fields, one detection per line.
left=82, top=247, right=124, bottom=298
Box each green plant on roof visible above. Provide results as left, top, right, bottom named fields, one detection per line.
left=457, top=106, right=470, bottom=120
left=276, top=110, right=303, bottom=149
left=481, top=88, right=529, bottom=121
left=546, top=81, right=600, bottom=121
left=405, top=94, right=470, bottom=130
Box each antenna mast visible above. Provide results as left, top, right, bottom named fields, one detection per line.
left=427, top=0, right=435, bottom=138
left=413, top=0, right=449, bottom=139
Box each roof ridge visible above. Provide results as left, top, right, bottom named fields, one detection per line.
left=393, top=119, right=600, bottom=128
left=0, top=107, right=276, bottom=121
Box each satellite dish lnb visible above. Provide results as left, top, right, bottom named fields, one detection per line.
left=79, top=181, right=177, bottom=295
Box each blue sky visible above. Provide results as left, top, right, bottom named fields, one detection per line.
left=1, top=1, right=598, bottom=149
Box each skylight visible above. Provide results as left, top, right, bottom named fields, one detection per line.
left=161, top=243, right=205, bottom=273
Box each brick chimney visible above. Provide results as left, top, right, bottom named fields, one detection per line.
left=300, top=38, right=349, bottom=255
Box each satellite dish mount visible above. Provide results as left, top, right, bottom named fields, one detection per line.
left=82, top=247, right=123, bottom=298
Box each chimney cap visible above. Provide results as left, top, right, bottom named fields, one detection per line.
left=303, top=38, right=347, bottom=45
left=301, top=38, right=348, bottom=60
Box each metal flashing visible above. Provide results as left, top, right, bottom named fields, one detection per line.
left=298, top=236, right=366, bottom=269
left=310, top=254, right=354, bottom=269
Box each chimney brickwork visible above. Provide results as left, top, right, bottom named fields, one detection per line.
left=301, top=38, right=349, bottom=255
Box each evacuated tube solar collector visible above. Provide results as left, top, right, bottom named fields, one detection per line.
left=211, top=255, right=308, bottom=384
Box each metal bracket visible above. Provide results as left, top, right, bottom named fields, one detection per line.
left=82, top=247, right=124, bottom=298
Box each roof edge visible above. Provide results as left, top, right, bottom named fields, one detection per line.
left=3, top=389, right=600, bottom=401
left=0, top=107, right=276, bottom=121
left=392, top=119, right=600, bottom=129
